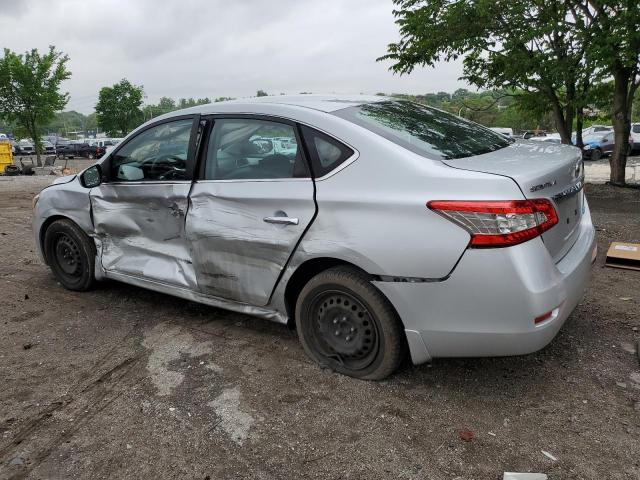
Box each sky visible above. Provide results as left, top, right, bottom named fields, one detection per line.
left=0, top=0, right=468, bottom=114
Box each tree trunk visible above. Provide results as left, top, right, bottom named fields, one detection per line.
left=545, top=84, right=575, bottom=144
left=29, top=122, right=42, bottom=167
left=609, top=70, right=631, bottom=186
left=551, top=101, right=572, bottom=144
left=575, top=107, right=584, bottom=149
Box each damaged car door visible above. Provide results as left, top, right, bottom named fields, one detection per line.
left=91, top=116, right=200, bottom=289
left=186, top=116, right=316, bottom=305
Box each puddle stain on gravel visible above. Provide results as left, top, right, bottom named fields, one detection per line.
left=141, top=323, right=214, bottom=396
left=208, top=387, right=255, bottom=446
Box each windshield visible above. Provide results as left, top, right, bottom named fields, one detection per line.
left=333, top=100, right=510, bottom=159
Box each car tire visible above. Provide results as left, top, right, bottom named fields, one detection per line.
left=88, top=153, right=95, bottom=160
left=295, top=266, right=406, bottom=380
left=590, top=148, right=602, bottom=161
left=43, top=219, right=96, bottom=291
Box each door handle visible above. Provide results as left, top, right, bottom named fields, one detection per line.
left=263, top=216, right=299, bottom=225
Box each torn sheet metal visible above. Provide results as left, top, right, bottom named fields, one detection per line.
left=91, top=182, right=198, bottom=290
left=186, top=180, right=315, bottom=306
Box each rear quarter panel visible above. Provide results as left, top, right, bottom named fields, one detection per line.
left=279, top=117, right=528, bottom=281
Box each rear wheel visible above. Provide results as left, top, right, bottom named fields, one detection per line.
left=590, top=148, right=602, bottom=161
left=295, top=267, right=406, bottom=380
left=44, top=219, right=96, bottom=291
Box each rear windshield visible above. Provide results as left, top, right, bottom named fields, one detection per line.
left=333, top=100, right=510, bottom=160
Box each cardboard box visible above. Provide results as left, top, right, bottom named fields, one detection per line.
left=605, top=242, right=640, bottom=271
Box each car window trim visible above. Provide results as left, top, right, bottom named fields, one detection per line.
left=195, top=113, right=312, bottom=182
left=103, top=114, right=200, bottom=184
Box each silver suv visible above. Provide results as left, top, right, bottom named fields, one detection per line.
left=32, top=95, right=596, bottom=379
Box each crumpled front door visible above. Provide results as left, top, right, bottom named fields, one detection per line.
left=91, top=183, right=197, bottom=289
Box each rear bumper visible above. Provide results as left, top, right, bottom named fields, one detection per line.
left=375, top=200, right=596, bottom=365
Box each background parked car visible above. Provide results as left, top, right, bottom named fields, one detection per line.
left=489, top=127, right=514, bottom=139
left=88, top=139, right=116, bottom=158
left=42, top=140, right=56, bottom=155
left=522, top=130, right=547, bottom=139
left=581, top=131, right=633, bottom=161
left=530, top=133, right=562, bottom=144
left=630, top=123, right=640, bottom=153
left=12, top=139, right=35, bottom=155
left=57, top=141, right=98, bottom=159
left=581, top=125, right=611, bottom=137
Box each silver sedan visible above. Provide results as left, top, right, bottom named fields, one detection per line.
left=32, top=95, right=596, bottom=379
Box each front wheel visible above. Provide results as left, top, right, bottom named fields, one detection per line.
left=295, top=267, right=406, bottom=380
left=43, top=219, right=96, bottom=291
left=590, top=148, right=602, bottom=161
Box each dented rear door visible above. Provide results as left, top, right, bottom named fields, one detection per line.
left=185, top=116, right=316, bottom=306
left=91, top=116, right=200, bottom=289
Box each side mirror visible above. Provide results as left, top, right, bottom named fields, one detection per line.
left=80, top=164, right=102, bottom=188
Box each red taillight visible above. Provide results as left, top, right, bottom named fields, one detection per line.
left=427, top=199, right=558, bottom=248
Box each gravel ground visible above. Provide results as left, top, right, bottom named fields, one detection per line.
left=583, top=154, right=640, bottom=183
left=0, top=177, right=639, bottom=480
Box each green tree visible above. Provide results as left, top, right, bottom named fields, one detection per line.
left=47, top=110, right=87, bottom=137
left=85, top=112, right=98, bottom=132
left=158, top=96, right=176, bottom=112
left=256, top=90, right=268, bottom=97
left=177, top=97, right=211, bottom=109
left=95, top=79, right=144, bottom=136
left=0, top=46, right=71, bottom=165
left=379, top=0, right=593, bottom=145
left=572, top=1, right=640, bottom=185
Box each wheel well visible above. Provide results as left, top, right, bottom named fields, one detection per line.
left=283, top=257, right=369, bottom=327
left=39, top=215, right=73, bottom=264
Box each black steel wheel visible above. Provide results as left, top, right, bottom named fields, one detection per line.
left=44, top=219, right=95, bottom=291
left=296, top=267, right=406, bottom=380
left=590, top=148, right=602, bottom=161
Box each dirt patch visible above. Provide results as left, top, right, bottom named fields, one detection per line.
left=0, top=178, right=639, bottom=479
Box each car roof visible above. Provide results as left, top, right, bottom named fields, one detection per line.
left=174, top=94, right=390, bottom=116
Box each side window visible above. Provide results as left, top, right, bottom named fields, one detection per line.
left=300, top=125, right=354, bottom=177
left=110, top=119, right=193, bottom=182
left=204, top=119, right=308, bottom=180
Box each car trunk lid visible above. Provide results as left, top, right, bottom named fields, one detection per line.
left=442, top=141, right=585, bottom=263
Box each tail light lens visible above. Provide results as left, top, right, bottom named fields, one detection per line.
left=427, top=199, right=558, bottom=248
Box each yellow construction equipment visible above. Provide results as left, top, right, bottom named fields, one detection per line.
left=0, top=140, right=13, bottom=174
